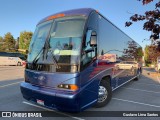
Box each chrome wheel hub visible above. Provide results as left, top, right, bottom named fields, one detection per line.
left=98, top=86, right=108, bottom=103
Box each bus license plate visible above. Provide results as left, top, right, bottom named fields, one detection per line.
left=37, top=99, right=44, bottom=106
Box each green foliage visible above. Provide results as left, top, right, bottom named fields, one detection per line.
left=145, top=45, right=160, bottom=64
left=19, top=31, right=33, bottom=50
left=0, top=31, right=33, bottom=53
left=2, top=32, right=15, bottom=52
left=144, top=45, right=149, bottom=62
left=136, top=47, right=143, bottom=58
left=0, top=36, right=3, bottom=52
left=144, top=46, right=152, bottom=66
left=0, top=36, right=3, bottom=42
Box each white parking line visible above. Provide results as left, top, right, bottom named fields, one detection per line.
left=121, top=87, right=160, bottom=94
left=112, top=75, right=137, bottom=91
left=112, top=98, right=160, bottom=108
left=0, top=81, right=21, bottom=88
left=23, top=101, right=84, bottom=120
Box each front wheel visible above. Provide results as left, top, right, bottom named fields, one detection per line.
left=95, top=80, right=112, bottom=108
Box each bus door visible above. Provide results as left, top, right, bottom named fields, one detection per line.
left=79, top=29, right=99, bottom=109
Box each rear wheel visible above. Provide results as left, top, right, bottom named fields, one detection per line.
left=95, top=79, right=112, bottom=108
left=134, top=68, right=141, bottom=81
left=17, top=62, right=21, bottom=66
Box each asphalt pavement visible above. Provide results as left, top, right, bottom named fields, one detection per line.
left=0, top=66, right=160, bottom=120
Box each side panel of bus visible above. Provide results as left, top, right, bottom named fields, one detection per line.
left=79, top=11, right=141, bottom=109
left=97, top=13, right=140, bottom=88
left=79, top=11, right=139, bottom=109
left=0, top=57, right=20, bottom=66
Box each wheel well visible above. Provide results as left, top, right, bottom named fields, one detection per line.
left=101, top=76, right=111, bottom=86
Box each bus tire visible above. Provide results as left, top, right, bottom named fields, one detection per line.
left=95, top=80, right=112, bottom=108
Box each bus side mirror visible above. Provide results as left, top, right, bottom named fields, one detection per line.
left=90, top=31, right=97, bottom=47
left=85, top=48, right=94, bottom=53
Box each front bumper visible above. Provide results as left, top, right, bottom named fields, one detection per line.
left=20, top=82, right=80, bottom=112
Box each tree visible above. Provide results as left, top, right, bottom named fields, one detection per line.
left=144, top=45, right=149, bottom=61
left=15, top=37, right=19, bottom=50
left=19, top=31, right=33, bottom=51
left=126, top=0, right=160, bottom=43
left=145, top=45, right=160, bottom=64
left=0, top=36, right=3, bottom=42
left=136, top=47, right=144, bottom=59
left=0, top=36, right=4, bottom=52
left=3, top=32, right=15, bottom=52
left=122, top=40, right=143, bottom=61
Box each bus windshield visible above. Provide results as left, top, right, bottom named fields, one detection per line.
left=27, top=20, right=52, bottom=62
left=27, top=16, right=86, bottom=72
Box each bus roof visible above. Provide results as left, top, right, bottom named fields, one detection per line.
left=38, top=8, right=94, bottom=25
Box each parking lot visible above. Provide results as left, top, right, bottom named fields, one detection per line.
left=0, top=66, right=160, bottom=120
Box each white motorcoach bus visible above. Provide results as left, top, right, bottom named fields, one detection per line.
left=0, top=52, right=25, bottom=66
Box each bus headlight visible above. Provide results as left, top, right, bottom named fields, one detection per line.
left=57, top=84, right=79, bottom=91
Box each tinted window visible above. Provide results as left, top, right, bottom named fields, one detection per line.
left=98, top=15, right=142, bottom=62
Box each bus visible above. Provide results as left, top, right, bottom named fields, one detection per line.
left=20, top=8, right=142, bottom=112
left=0, top=52, right=26, bottom=66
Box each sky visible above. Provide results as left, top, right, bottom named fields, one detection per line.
left=0, top=0, right=157, bottom=49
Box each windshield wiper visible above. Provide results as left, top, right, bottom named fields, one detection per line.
left=30, top=44, right=59, bottom=70
left=45, top=37, right=59, bottom=68
left=31, top=46, right=44, bottom=66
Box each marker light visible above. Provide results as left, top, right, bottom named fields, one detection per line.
left=70, top=85, right=79, bottom=91
left=58, top=84, right=79, bottom=91
left=47, top=13, right=65, bottom=20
